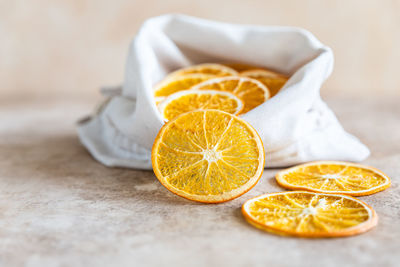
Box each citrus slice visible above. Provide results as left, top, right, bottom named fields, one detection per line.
left=276, top=161, right=391, bottom=196
left=223, top=63, right=262, bottom=72
left=154, top=74, right=215, bottom=98
left=242, top=191, right=378, bottom=237
left=152, top=110, right=265, bottom=203
left=158, top=90, right=243, bottom=121
left=190, top=76, right=270, bottom=114
left=240, top=69, right=288, bottom=97
left=167, top=63, right=238, bottom=77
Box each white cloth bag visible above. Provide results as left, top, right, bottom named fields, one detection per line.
left=77, top=14, right=370, bottom=170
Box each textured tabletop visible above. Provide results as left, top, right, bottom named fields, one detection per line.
left=0, top=95, right=399, bottom=267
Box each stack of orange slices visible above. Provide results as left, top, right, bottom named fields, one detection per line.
left=154, top=63, right=288, bottom=121
left=151, top=63, right=391, bottom=238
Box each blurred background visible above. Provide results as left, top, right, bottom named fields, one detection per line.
left=1, top=0, right=399, bottom=102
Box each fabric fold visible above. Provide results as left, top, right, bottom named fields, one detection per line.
left=78, top=14, right=369, bottom=169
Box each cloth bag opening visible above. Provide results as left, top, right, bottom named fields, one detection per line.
left=77, top=14, right=370, bottom=170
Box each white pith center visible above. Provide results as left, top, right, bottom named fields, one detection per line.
left=301, top=199, right=327, bottom=216
left=203, top=149, right=221, bottom=162
left=302, top=206, right=317, bottom=215
left=320, top=174, right=342, bottom=179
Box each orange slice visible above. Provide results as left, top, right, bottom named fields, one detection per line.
left=223, top=63, right=262, bottom=72
left=153, top=74, right=215, bottom=99
left=190, top=76, right=270, bottom=114
left=167, top=63, right=237, bottom=77
left=276, top=161, right=391, bottom=196
left=158, top=90, right=243, bottom=121
left=240, top=69, right=288, bottom=97
left=242, top=191, right=378, bottom=238
left=152, top=110, right=265, bottom=203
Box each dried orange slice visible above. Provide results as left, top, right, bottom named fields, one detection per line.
left=158, top=90, right=243, bottom=121
left=223, top=63, right=262, bottom=72
left=242, top=191, right=378, bottom=237
left=241, top=69, right=288, bottom=97
left=190, top=76, right=270, bottom=114
left=276, top=161, right=391, bottom=196
left=152, top=110, right=265, bottom=203
left=167, top=63, right=237, bottom=77
left=153, top=74, right=214, bottom=98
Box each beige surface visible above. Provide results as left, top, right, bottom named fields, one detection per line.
left=1, top=0, right=400, bottom=100
left=1, top=1, right=400, bottom=266
left=0, top=94, right=399, bottom=266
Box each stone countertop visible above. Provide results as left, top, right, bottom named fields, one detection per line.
left=0, top=95, right=399, bottom=267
